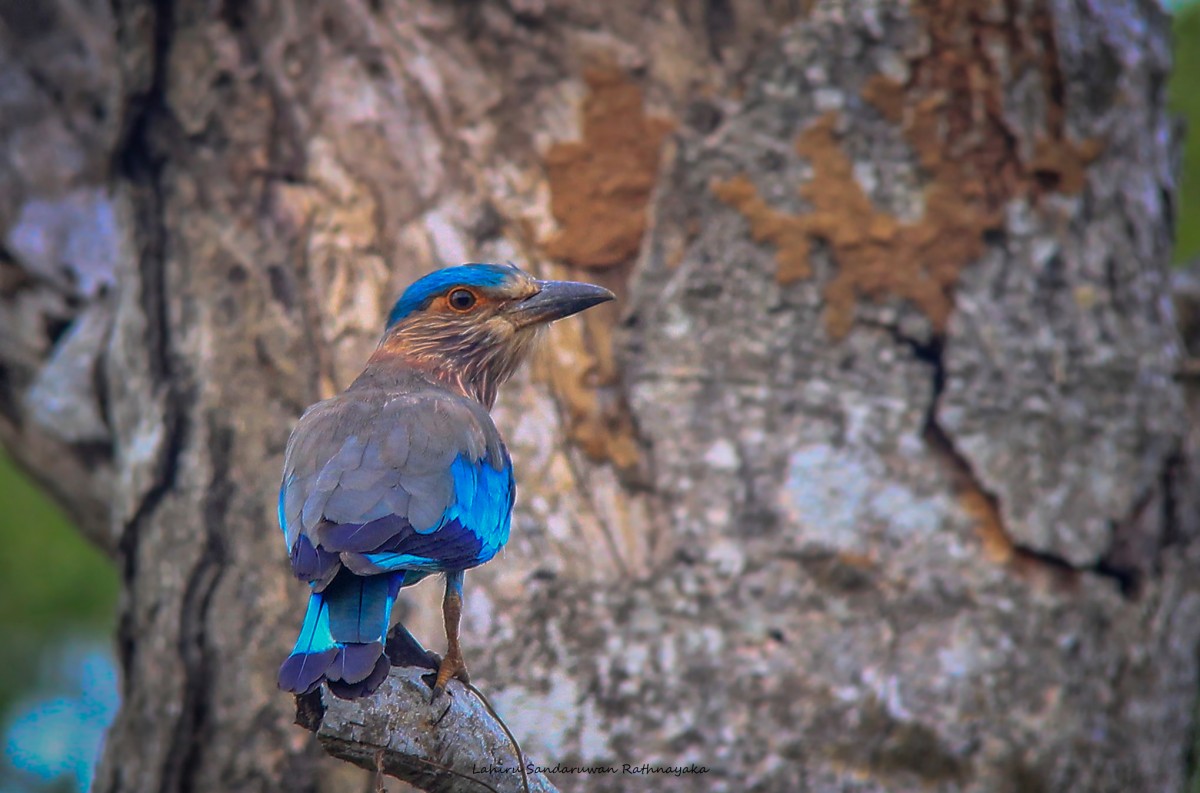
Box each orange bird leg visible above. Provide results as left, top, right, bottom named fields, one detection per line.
left=432, top=570, right=469, bottom=701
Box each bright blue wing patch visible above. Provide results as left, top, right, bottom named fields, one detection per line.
left=340, top=454, right=513, bottom=575
left=356, top=519, right=484, bottom=572
left=278, top=483, right=288, bottom=538
left=386, top=263, right=517, bottom=327
left=355, top=552, right=445, bottom=573
left=279, top=474, right=298, bottom=548
left=440, top=453, right=514, bottom=555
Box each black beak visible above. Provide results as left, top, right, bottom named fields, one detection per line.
left=508, top=280, right=615, bottom=327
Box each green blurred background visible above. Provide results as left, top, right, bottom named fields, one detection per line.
left=0, top=448, right=117, bottom=793
left=0, top=3, right=1198, bottom=791
left=1176, top=3, right=1200, bottom=267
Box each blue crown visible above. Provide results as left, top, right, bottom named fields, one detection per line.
left=386, top=263, right=518, bottom=328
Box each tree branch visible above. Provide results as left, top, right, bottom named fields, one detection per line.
left=310, top=667, right=558, bottom=793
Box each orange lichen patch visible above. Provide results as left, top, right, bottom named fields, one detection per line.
left=901, top=0, right=1104, bottom=202
left=714, top=112, right=999, bottom=337
left=542, top=68, right=676, bottom=269
left=536, top=292, right=641, bottom=471
left=1029, top=137, right=1105, bottom=195
left=860, top=74, right=904, bottom=124
left=710, top=176, right=813, bottom=284
left=715, top=0, right=1105, bottom=339
left=836, top=551, right=878, bottom=571
left=515, top=217, right=641, bottom=470
left=797, top=113, right=999, bottom=336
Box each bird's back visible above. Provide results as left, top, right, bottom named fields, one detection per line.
left=279, top=375, right=514, bottom=588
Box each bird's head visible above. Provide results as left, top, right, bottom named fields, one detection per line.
left=373, top=263, right=614, bottom=406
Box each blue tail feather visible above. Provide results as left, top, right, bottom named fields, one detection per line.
left=278, top=570, right=405, bottom=698
left=327, top=653, right=391, bottom=700
left=327, top=574, right=393, bottom=644
left=328, top=641, right=384, bottom=683
left=277, top=590, right=337, bottom=694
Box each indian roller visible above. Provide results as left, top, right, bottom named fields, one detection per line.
left=276, top=263, right=613, bottom=700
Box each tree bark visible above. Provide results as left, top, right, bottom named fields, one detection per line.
left=313, top=667, right=558, bottom=793
left=2, top=1, right=1197, bottom=792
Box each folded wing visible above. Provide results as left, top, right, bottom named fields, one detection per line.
left=279, top=387, right=514, bottom=586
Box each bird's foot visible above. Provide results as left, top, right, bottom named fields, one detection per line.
left=429, top=649, right=469, bottom=702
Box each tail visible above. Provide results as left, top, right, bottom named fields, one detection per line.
left=277, top=570, right=402, bottom=699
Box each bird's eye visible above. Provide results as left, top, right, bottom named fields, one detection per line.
left=448, top=288, right=477, bottom=311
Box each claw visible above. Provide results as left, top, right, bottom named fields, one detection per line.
left=431, top=570, right=469, bottom=703
left=430, top=650, right=470, bottom=702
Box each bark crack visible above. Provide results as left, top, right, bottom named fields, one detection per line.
left=164, top=530, right=226, bottom=793
left=115, top=1, right=175, bottom=386
left=115, top=404, right=187, bottom=659
left=165, top=416, right=233, bottom=793
left=896, top=329, right=1138, bottom=596
left=112, top=0, right=181, bottom=678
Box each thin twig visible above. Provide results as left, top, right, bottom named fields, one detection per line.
left=465, top=682, right=531, bottom=793
left=374, top=748, right=386, bottom=793
left=405, top=755, right=503, bottom=793
left=319, top=669, right=555, bottom=792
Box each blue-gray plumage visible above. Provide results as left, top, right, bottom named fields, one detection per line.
left=277, top=263, right=613, bottom=700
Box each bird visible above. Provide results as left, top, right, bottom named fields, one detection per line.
left=276, top=262, right=613, bottom=700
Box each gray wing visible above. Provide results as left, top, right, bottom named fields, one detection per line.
left=278, top=387, right=508, bottom=586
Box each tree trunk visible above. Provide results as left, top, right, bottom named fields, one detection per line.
left=2, top=0, right=1196, bottom=791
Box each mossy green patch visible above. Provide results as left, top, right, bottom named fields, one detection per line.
left=0, top=451, right=117, bottom=713
left=1172, top=4, right=1200, bottom=264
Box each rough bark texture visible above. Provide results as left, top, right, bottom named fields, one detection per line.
left=1, top=0, right=1197, bottom=792
left=316, top=668, right=557, bottom=793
